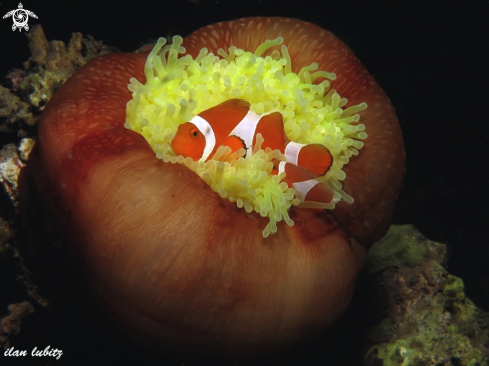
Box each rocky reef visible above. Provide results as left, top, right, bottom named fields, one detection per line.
left=364, top=225, right=489, bottom=366
left=0, top=25, right=116, bottom=137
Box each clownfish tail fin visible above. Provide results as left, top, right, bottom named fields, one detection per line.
left=285, top=142, right=333, bottom=177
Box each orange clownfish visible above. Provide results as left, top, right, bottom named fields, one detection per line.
left=171, top=99, right=332, bottom=176
left=171, top=99, right=335, bottom=206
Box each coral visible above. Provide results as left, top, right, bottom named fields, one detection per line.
left=0, top=302, right=35, bottom=350
left=0, top=139, right=33, bottom=204
left=0, top=143, right=26, bottom=204
left=21, top=25, right=85, bottom=109
left=0, top=217, right=12, bottom=256
left=17, top=137, right=35, bottom=161
left=0, top=25, right=115, bottom=136
left=0, top=84, right=35, bottom=129
left=364, top=225, right=489, bottom=366
left=24, top=25, right=85, bottom=75
left=366, top=224, right=447, bottom=274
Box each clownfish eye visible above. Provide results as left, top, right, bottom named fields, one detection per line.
left=190, top=128, right=199, bottom=138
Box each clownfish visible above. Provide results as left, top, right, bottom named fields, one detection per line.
left=171, top=99, right=333, bottom=178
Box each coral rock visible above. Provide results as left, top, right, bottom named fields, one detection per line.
left=364, top=225, right=489, bottom=366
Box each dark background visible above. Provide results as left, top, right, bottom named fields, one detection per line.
left=1, top=0, right=488, bottom=364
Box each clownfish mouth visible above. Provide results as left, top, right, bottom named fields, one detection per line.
left=125, top=36, right=368, bottom=237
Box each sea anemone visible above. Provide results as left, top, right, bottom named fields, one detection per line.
left=20, top=17, right=405, bottom=359
left=126, top=35, right=367, bottom=237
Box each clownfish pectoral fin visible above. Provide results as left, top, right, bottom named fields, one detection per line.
left=285, top=142, right=333, bottom=177
left=254, top=112, right=286, bottom=152
left=222, top=135, right=247, bottom=157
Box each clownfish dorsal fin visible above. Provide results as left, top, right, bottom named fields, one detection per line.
left=254, top=112, right=286, bottom=152
left=216, top=98, right=251, bottom=112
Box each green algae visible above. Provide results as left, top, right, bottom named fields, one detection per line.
left=364, top=225, right=489, bottom=366
left=366, top=224, right=445, bottom=275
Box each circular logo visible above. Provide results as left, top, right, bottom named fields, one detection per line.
left=12, top=8, right=29, bottom=30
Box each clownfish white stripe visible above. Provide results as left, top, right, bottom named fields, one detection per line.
left=190, top=115, right=216, bottom=161
left=228, top=110, right=263, bottom=157
left=278, top=161, right=287, bottom=175
left=285, top=141, right=306, bottom=165
left=292, top=179, right=320, bottom=202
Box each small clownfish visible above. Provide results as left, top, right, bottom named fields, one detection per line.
left=171, top=99, right=333, bottom=178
